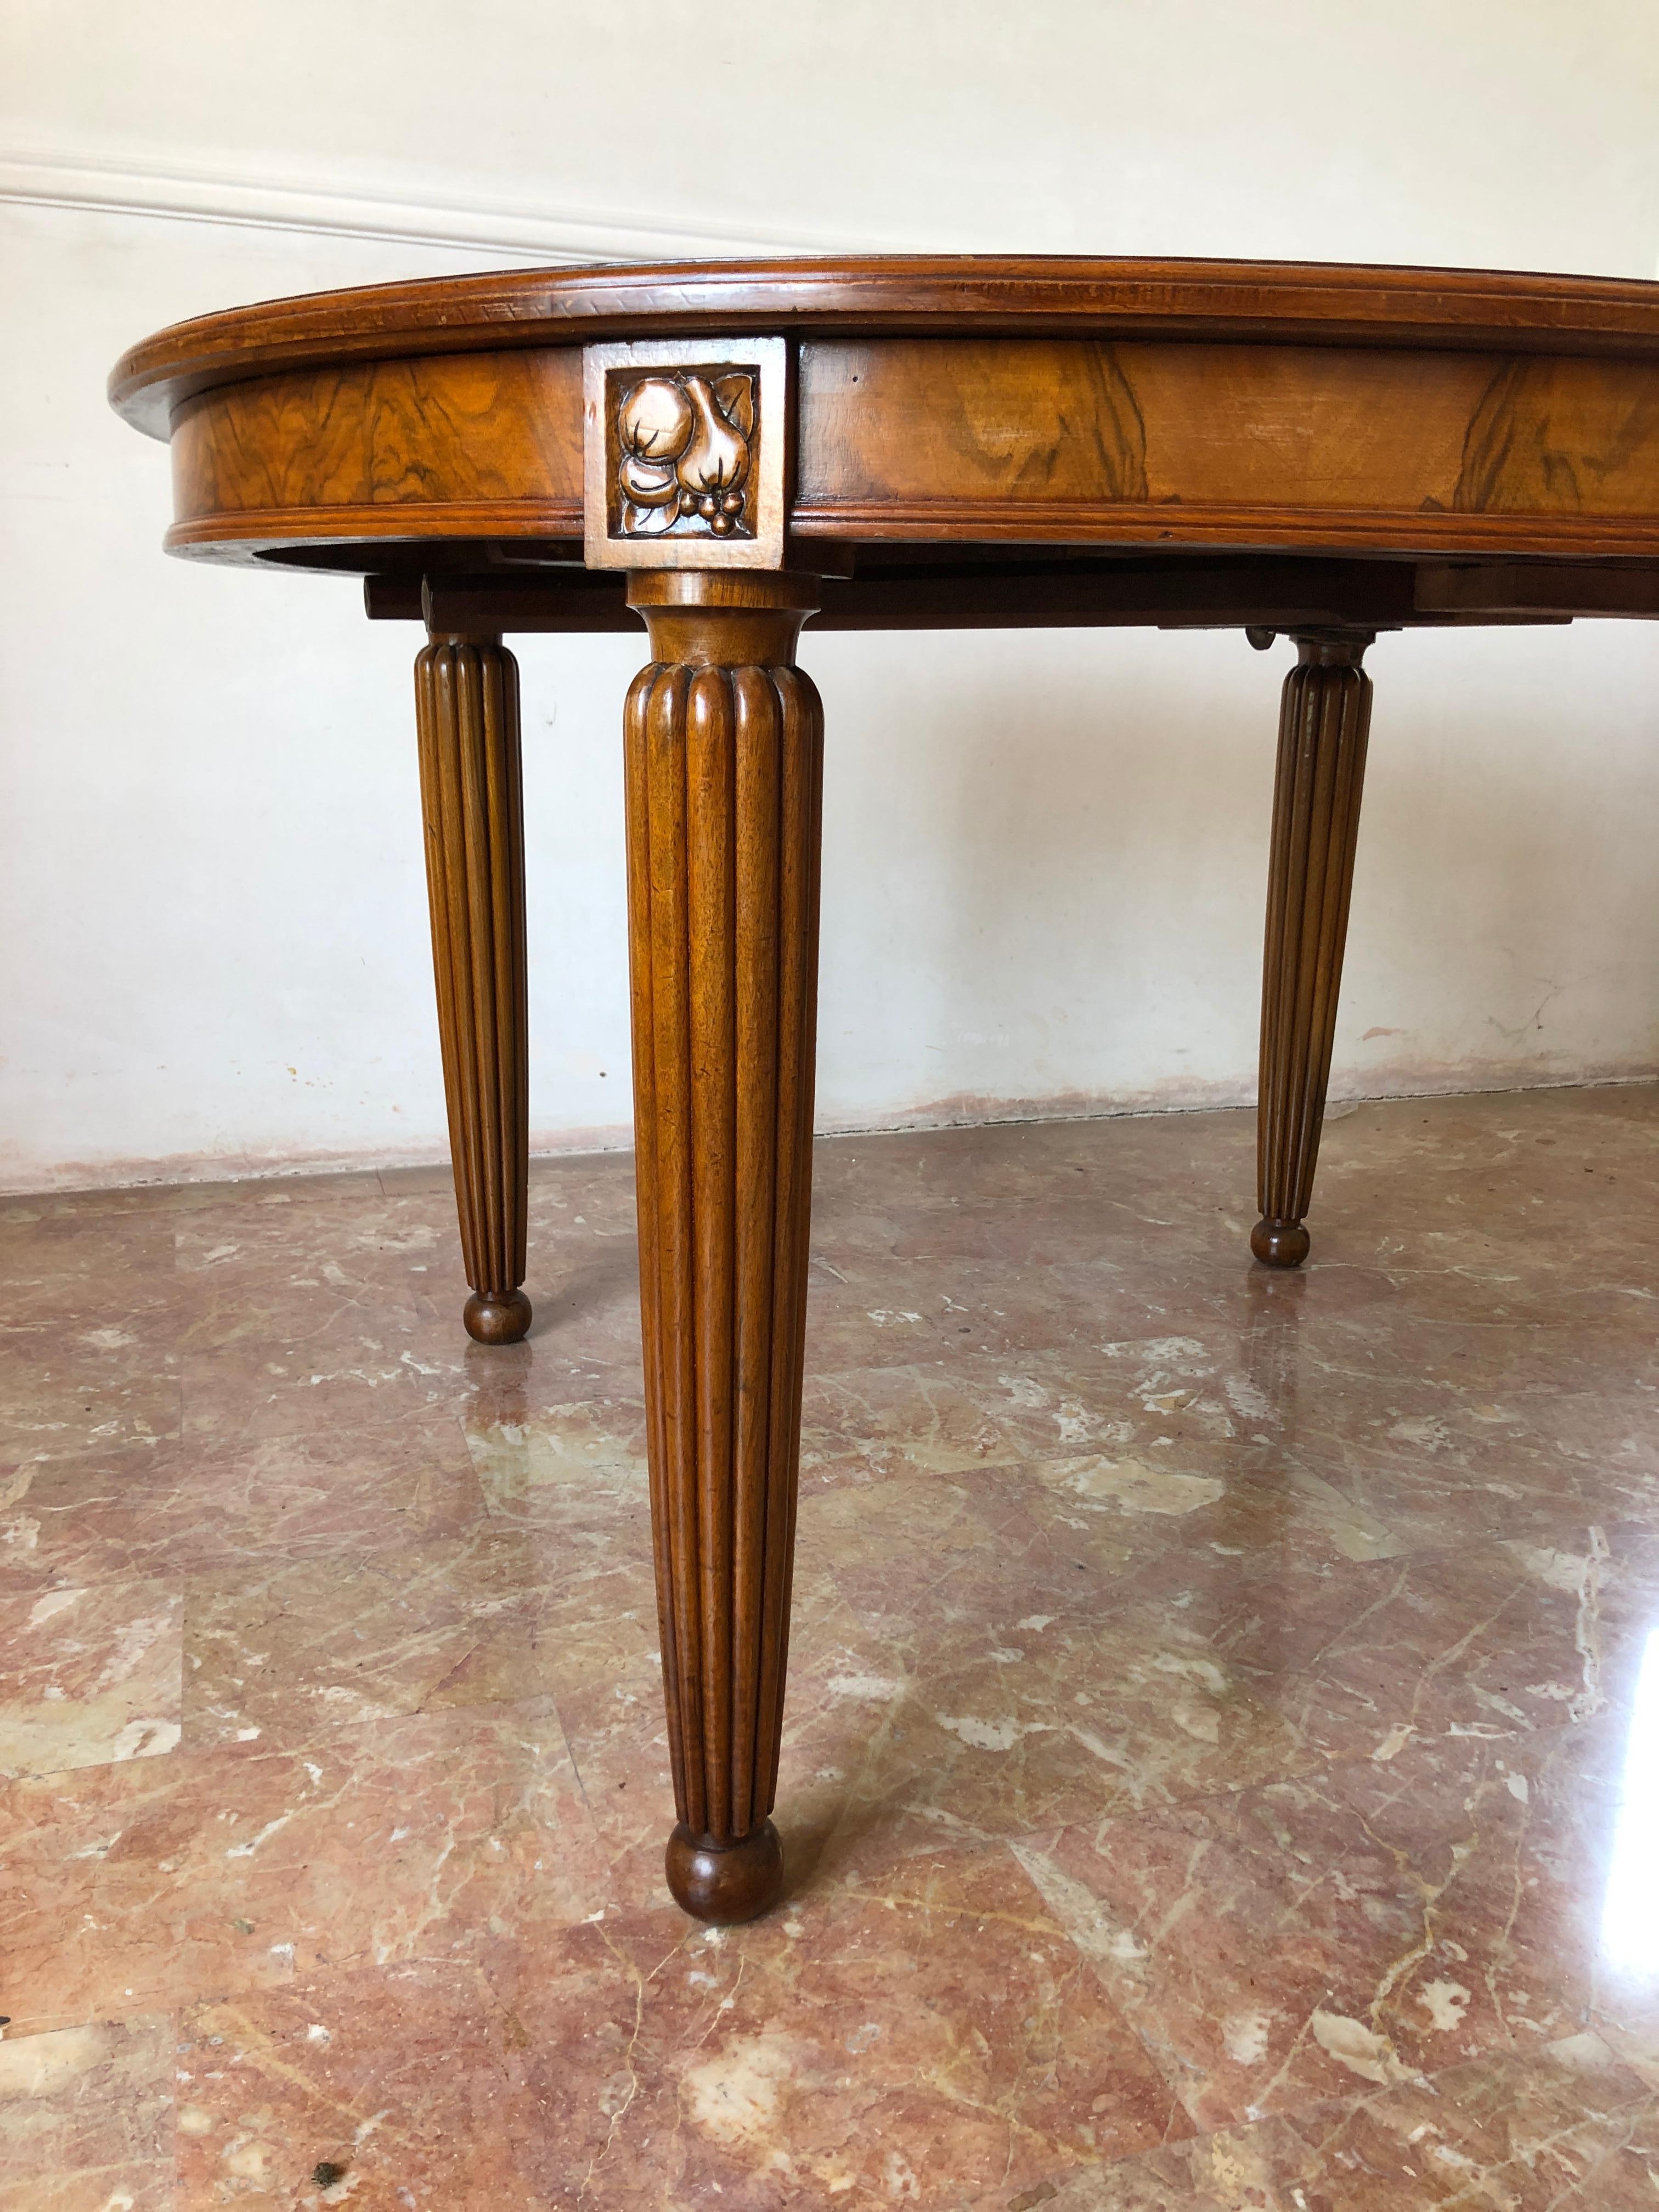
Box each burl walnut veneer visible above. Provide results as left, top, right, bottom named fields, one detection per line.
left=111, top=255, right=1659, bottom=1920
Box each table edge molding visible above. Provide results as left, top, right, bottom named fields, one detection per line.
left=111, top=256, right=1659, bottom=440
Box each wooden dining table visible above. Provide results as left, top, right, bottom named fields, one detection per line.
left=110, top=255, right=1659, bottom=1922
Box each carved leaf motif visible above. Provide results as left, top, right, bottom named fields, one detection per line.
left=623, top=499, right=680, bottom=535
left=712, top=374, right=756, bottom=438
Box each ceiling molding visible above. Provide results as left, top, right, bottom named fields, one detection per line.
left=0, top=148, right=912, bottom=262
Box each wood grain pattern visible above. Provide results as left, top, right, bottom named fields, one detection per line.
left=110, top=255, right=1659, bottom=440
left=1253, top=633, right=1373, bottom=1271
left=799, top=340, right=1152, bottom=506
left=1454, top=357, right=1659, bottom=513
left=623, top=572, right=823, bottom=1923
left=155, top=331, right=1659, bottom=571
left=795, top=339, right=1659, bottom=543
left=171, top=350, right=582, bottom=520
left=414, top=637, right=532, bottom=1344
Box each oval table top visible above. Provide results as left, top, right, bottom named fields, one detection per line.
left=109, top=255, right=1659, bottom=630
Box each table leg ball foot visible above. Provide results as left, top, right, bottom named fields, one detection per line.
left=1251, top=1217, right=1311, bottom=1269
left=463, top=1289, right=533, bottom=1344
left=666, top=1820, right=786, bottom=1925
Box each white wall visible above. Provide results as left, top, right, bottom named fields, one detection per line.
left=4, top=2, right=1659, bottom=1190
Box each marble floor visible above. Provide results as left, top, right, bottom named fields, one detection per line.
left=3, top=1086, right=1659, bottom=2208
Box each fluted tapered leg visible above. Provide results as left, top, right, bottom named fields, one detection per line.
left=415, top=635, right=531, bottom=1344
left=1254, top=630, right=1373, bottom=1269
left=623, top=572, right=823, bottom=1924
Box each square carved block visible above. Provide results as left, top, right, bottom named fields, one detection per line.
left=583, top=337, right=788, bottom=570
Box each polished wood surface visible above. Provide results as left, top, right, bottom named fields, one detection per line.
left=140, top=335, right=1659, bottom=566
left=111, top=254, right=1659, bottom=1919
left=623, top=572, right=823, bottom=1922
left=1254, top=634, right=1374, bottom=1270
left=414, top=637, right=532, bottom=1344
left=111, top=257, right=1659, bottom=575
left=107, top=256, right=1659, bottom=436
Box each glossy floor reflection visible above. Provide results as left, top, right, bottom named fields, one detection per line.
left=3, top=1086, right=1659, bottom=2207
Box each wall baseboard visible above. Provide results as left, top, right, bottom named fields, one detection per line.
left=7, top=1069, right=1655, bottom=1199
left=0, top=148, right=911, bottom=262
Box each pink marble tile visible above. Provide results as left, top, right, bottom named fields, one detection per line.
left=837, top=1475, right=1656, bottom=1778
left=5, top=1085, right=1659, bottom=2202
left=176, top=1321, right=451, bottom=1447
left=0, top=2014, right=173, bottom=2211
left=798, top=1359, right=1034, bottom=1491
left=1045, top=2032, right=1658, bottom=2208
left=0, top=1415, right=486, bottom=1592
left=812, top=1582, right=1316, bottom=1840
left=461, top=1395, right=651, bottom=1545
left=0, top=1575, right=182, bottom=1780
left=1231, top=1525, right=1659, bottom=1766
left=800, top=1455, right=1371, bottom=1646
left=171, top=1168, right=444, bottom=1301
left=0, top=1323, right=183, bottom=1466
left=171, top=1839, right=1187, bottom=2209
left=0, top=1700, right=607, bottom=2035
left=1017, top=1725, right=1658, bottom=2134
left=180, top=1524, right=641, bottom=1752
left=0, top=1192, right=180, bottom=1324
